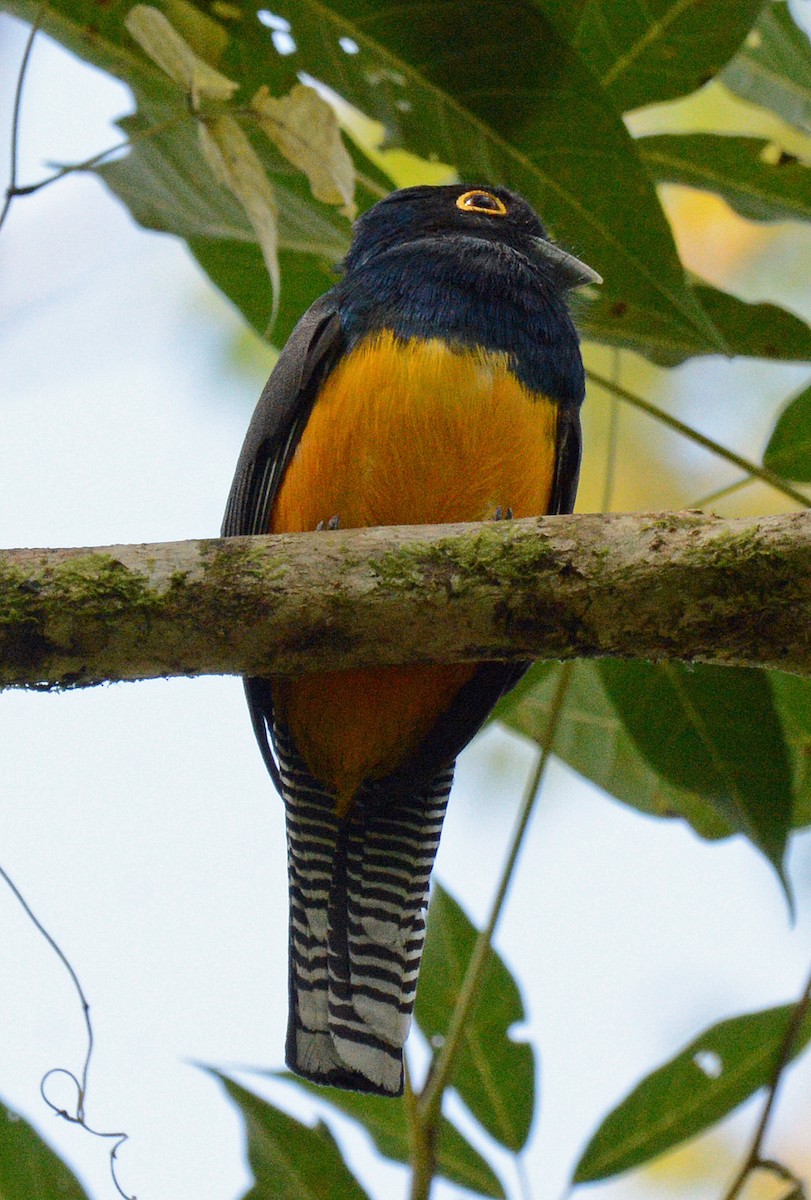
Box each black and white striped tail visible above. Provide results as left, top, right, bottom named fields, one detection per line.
left=275, top=723, right=453, bottom=1095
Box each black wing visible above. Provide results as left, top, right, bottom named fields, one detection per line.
left=222, top=295, right=346, bottom=791
left=222, top=296, right=345, bottom=538
left=549, top=406, right=582, bottom=516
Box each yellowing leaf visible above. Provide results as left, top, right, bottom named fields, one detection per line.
left=163, top=0, right=230, bottom=64
left=125, top=4, right=237, bottom=104
left=198, top=116, right=280, bottom=322
left=252, top=83, right=356, bottom=218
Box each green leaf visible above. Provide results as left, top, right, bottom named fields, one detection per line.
left=770, top=669, right=811, bottom=827
left=270, top=1073, right=505, bottom=1198
left=5, top=0, right=748, bottom=363
left=573, top=1000, right=811, bottom=1182
left=692, top=283, right=811, bottom=362
left=496, top=664, right=811, bottom=837
left=598, top=661, right=793, bottom=878
left=263, top=0, right=720, bottom=356
left=100, top=108, right=356, bottom=252
left=189, top=240, right=340, bottom=344
left=638, top=133, right=811, bottom=224
left=723, top=2, right=811, bottom=134
left=533, top=0, right=591, bottom=41
left=214, top=1074, right=371, bottom=1200
left=414, top=883, right=535, bottom=1151
left=574, top=0, right=766, bottom=113
left=580, top=280, right=811, bottom=364
left=98, top=102, right=390, bottom=342
left=495, top=662, right=734, bottom=839
left=763, top=382, right=811, bottom=481
left=0, top=1102, right=90, bottom=1199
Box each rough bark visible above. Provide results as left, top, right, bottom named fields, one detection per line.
left=0, top=510, right=808, bottom=689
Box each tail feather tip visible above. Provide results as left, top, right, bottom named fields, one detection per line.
left=287, top=1028, right=404, bottom=1096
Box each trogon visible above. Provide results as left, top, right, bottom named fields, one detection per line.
left=222, top=184, right=598, bottom=1096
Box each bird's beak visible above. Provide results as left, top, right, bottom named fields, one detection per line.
left=531, top=237, right=602, bottom=289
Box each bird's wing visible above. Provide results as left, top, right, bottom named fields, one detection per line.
left=222, top=296, right=345, bottom=539
left=221, top=296, right=346, bottom=791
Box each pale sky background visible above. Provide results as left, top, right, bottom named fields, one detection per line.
left=1, top=11, right=811, bottom=1200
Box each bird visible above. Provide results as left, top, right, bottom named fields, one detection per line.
left=222, top=183, right=598, bottom=1096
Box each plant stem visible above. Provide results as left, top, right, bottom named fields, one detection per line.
left=408, top=663, right=574, bottom=1200
left=721, top=966, right=811, bottom=1200
left=0, top=7, right=42, bottom=235
left=586, top=369, right=811, bottom=511
left=600, top=350, right=621, bottom=513
left=0, top=861, right=133, bottom=1197
left=689, top=476, right=753, bottom=511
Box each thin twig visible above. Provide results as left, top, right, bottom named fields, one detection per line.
left=5, top=109, right=191, bottom=204
left=587, top=369, right=811, bottom=511
left=0, top=862, right=134, bottom=1199
left=721, top=966, right=811, bottom=1200
left=689, top=476, right=753, bottom=511
left=600, top=350, right=622, bottom=513
left=0, top=8, right=43, bottom=235
left=408, top=664, right=574, bottom=1200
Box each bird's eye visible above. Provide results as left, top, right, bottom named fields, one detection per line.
left=456, top=190, right=508, bottom=216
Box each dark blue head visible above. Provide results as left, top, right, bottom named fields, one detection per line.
left=342, top=184, right=600, bottom=291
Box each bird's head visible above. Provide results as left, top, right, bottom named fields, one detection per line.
left=342, top=184, right=601, bottom=290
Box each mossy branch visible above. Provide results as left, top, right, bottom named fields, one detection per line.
left=0, top=510, right=809, bottom=689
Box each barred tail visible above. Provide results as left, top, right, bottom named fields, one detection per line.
left=275, top=723, right=453, bottom=1095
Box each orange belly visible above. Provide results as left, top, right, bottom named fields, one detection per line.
left=270, top=331, right=558, bottom=811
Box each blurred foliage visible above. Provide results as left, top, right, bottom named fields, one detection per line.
left=0, top=1103, right=90, bottom=1199
left=2, top=0, right=811, bottom=1198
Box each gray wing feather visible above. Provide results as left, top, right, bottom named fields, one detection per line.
left=222, top=297, right=345, bottom=792
left=222, top=296, right=344, bottom=538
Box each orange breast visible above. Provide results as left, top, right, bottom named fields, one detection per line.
left=270, top=331, right=558, bottom=811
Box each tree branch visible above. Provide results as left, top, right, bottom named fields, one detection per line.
left=1, top=510, right=809, bottom=689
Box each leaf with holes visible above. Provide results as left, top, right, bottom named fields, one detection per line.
left=638, top=133, right=811, bottom=225
left=415, top=883, right=535, bottom=1151
left=261, top=0, right=718, bottom=358
left=573, top=1001, right=811, bottom=1182
left=5, top=0, right=807, bottom=365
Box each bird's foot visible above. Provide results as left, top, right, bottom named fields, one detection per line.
left=315, top=514, right=341, bottom=531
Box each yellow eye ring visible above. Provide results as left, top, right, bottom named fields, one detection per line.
left=456, top=189, right=508, bottom=216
